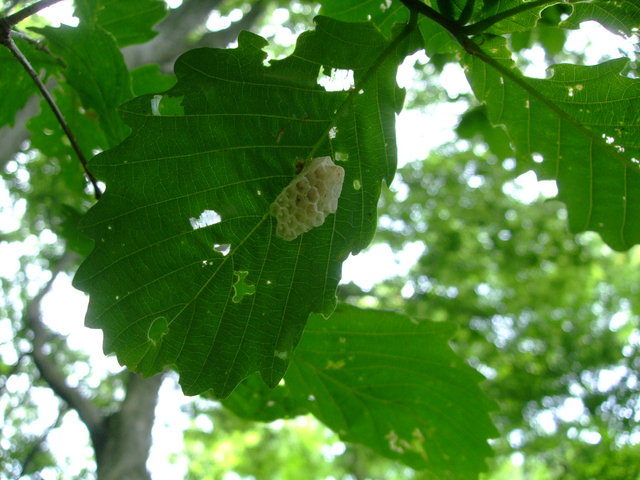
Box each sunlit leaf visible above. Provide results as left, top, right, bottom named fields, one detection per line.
left=463, top=36, right=640, bottom=250
left=287, top=305, right=497, bottom=478
left=224, top=304, right=497, bottom=477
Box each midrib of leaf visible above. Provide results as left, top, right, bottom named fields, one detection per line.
left=464, top=39, right=640, bottom=174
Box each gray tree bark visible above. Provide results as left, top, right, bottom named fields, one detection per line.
left=94, top=373, right=165, bottom=480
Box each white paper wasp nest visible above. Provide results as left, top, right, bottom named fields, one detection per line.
left=270, top=156, right=345, bottom=241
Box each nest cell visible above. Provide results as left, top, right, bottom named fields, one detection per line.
left=270, top=156, right=345, bottom=241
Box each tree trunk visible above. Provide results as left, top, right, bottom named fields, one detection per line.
left=94, top=373, right=164, bottom=480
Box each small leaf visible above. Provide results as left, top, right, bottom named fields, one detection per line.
left=96, top=0, right=167, bottom=47
left=0, top=38, right=58, bottom=128
left=33, top=24, right=132, bottom=145
left=463, top=37, right=640, bottom=250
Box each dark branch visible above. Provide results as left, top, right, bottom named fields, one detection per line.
left=24, top=252, right=105, bottom=439
left=1, top=0, right=62, bottom=30
left=0, top=35, right=103, bottom=199
left=398, top=0, right=461, bottom=39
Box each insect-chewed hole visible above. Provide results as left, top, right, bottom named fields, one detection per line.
left=148, top=316, right=168, bottom=345
left=317, top=68, right=355, bottom=92
left=214, top=244, right=230, bottom=256
left=189, top=210, right=221, bottom=230
left=232, top=271, right=256, bottom=303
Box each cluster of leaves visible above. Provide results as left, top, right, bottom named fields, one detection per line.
left=1, top=0, right=639, bottom=478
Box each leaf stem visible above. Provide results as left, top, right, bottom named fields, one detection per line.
left=397, top=0, right=461, bottom=39
left=1, top=33, right=103, bottom=199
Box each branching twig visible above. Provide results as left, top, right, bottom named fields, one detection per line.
left=0, top=0, right=103, bottom=199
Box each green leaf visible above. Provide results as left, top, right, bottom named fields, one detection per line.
left=284, top=305, right=496, bottom=478
left=73, top=17, right=414, bottom=398
left=33, top=24, right=132, bottom=145
left=74, top=0, right=167, bottom=46
left=562, top=0, right=640, bottom=37
left=463, top=37, right=640, bottom=251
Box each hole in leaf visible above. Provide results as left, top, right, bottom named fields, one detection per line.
left=150, top=94, right=184, bottom=116
left=335, top=151, right=349, bottom=162
left=317, top=67, right=354, bottom=91
left=214, top=244, right=231, bottom=256
left=190, top=210, right=221, bottom=229
left=151, top=95, right=162, bottom=116
left=232, top=271, right=256, bottom=303
left=148, top=316, right=168, bottom=345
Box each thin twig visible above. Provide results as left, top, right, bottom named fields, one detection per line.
left=1, top=35, right=103, bottom=199
left=1, top=0, right=62, bottom=29
left=397, top=0, right=461, bottom=40
left=9, top=29, right=58, bottom=60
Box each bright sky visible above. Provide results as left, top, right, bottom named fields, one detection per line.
left=1, top=1, right=638, bottom=477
